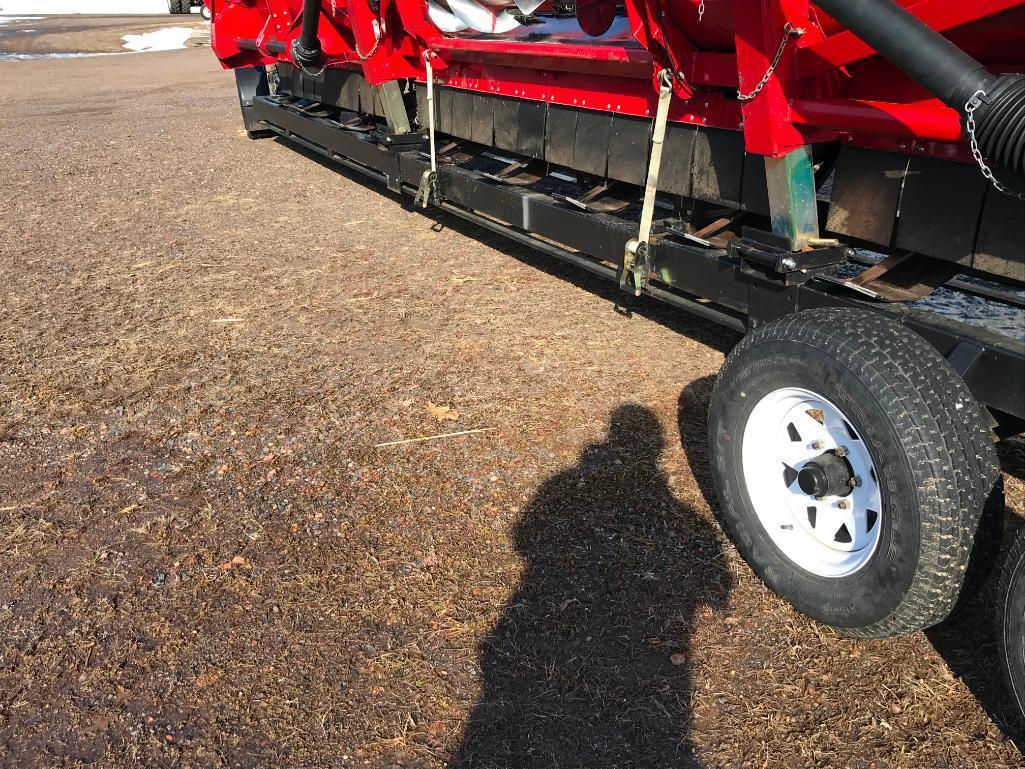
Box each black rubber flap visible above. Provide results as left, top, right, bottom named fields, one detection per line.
left=896, top=155, right=987, bottom=266
left=973, top=176, right=1025, bottom=282
left=691, top=127, right=743, bottom=207
left=608, top=114, right=650, bottom=186
left=825, top=146, right=907, bottom=247
left=661, top=122, right=696, bottom=197
left=572, top=109, right=612, bottom=178
left=545, top=105, right=578, bottom=167
left=471, top=94, right=495, bottom=146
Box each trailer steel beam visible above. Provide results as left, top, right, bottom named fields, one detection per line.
left=249, top=93, right=1025, bottom=423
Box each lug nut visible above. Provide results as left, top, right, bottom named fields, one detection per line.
left=838, top=500, right=850, bottom=510
left=849, top=476, right=862, bottom=488
left=811, top=440, right=824, bottom=450
left=835, top=446, right=848, bottom=458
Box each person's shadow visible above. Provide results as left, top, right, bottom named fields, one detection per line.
left=451, top=404, right=730, bottom=768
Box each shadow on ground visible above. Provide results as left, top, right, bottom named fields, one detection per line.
left=451, top=404, right=731, bottom=768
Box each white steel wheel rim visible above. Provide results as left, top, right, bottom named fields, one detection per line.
left=741, top=387, right=883, bottom=578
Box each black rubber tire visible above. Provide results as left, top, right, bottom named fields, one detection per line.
left=997, top=528, right=1025, bottom=721
left=200, top=3, right=212, bottom=20
left=168, top=0, right=186, bottom=14
left=707, top=308, right=1002, bottom=639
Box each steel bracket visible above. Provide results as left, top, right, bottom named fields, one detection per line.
left=373, top=131, right=429, bottom=147
left=732, top=228, right=847, bottom=286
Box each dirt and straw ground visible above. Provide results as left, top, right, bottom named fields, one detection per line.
left=0, top=47, right=1023, bottom=769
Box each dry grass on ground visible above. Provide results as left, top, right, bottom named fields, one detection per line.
left=0, top=47, right=1022, bottom=769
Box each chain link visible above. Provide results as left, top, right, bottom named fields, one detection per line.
left=298, top=61, right=326, bottom=77
left=697, top=0, right=705, bottom=21
left=737, top=23, right=804, bottom=102
left=965, top=89, right=1025, bottom=202
left=356, top=32, right=381, bottom=62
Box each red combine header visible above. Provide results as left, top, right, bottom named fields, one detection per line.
left=207, top=0, right=1025, bottom=718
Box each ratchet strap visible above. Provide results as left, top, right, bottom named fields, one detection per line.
left=415, top=51, right=439, bottom=209
left=620, top=70, right=674, bottom=296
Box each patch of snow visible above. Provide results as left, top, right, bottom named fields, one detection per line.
left=0, top=16, right=43, bottom=24
left=121, top=26, right=192, bottom=52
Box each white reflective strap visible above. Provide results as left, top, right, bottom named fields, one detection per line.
left=415, top=52, right=440, bottom=209
left=637, top=70, right=674, bottom=247
left=425, top=53, right=437, bottom=176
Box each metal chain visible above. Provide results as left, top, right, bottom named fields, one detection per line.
left=697, top=0, right=705, bottom=21
left=355, top=33, right=381, bottom=62
left=737, top=23, right=805, bottom=102
left=298, top=62, right=326, bottom=77
left=965, top=89, right=1025, bottom=201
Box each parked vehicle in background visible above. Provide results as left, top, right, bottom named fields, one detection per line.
left=169, top=0, right=209, bottom=20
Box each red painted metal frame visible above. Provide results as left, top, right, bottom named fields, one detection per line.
left=209, top=0, right=1025, bottom=163
left=799, top=0, right=1024, bottom=78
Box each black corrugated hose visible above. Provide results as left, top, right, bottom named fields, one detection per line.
left=973, top=75, right=1025, bottom=180
left=813, top=0, right=1024, bottom=178
left=291, top=0, right=323, bottom=67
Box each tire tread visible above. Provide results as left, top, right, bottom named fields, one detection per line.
left=712, top=309, right=1001, bottom=639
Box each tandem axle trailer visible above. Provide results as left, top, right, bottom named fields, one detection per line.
left=214, top=0, right=1025, bottom=721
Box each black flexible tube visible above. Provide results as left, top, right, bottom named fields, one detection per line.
left=291, top=0, right=323, bottom=67
left=812, top=0, right=996, bottom=109
left=974, top=75, right=1025, bottom=179
left=813, top=0, right=1025, bottom=178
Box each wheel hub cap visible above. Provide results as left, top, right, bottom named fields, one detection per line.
left=797, top=451, right=854, bottom=498
left=741, top=387, right=883, bottom=578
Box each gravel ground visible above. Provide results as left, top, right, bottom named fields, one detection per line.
left=0, top=47, right=1023, bottom=769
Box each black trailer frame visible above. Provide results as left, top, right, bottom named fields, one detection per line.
left=236, top=68, right=1025, bottom=430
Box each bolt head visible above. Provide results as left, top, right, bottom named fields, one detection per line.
left=835, top=446, right=848, bottom=458
left=811, top=440, right=824, bottom=450
left=838, top=500, right=850, bottom=510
